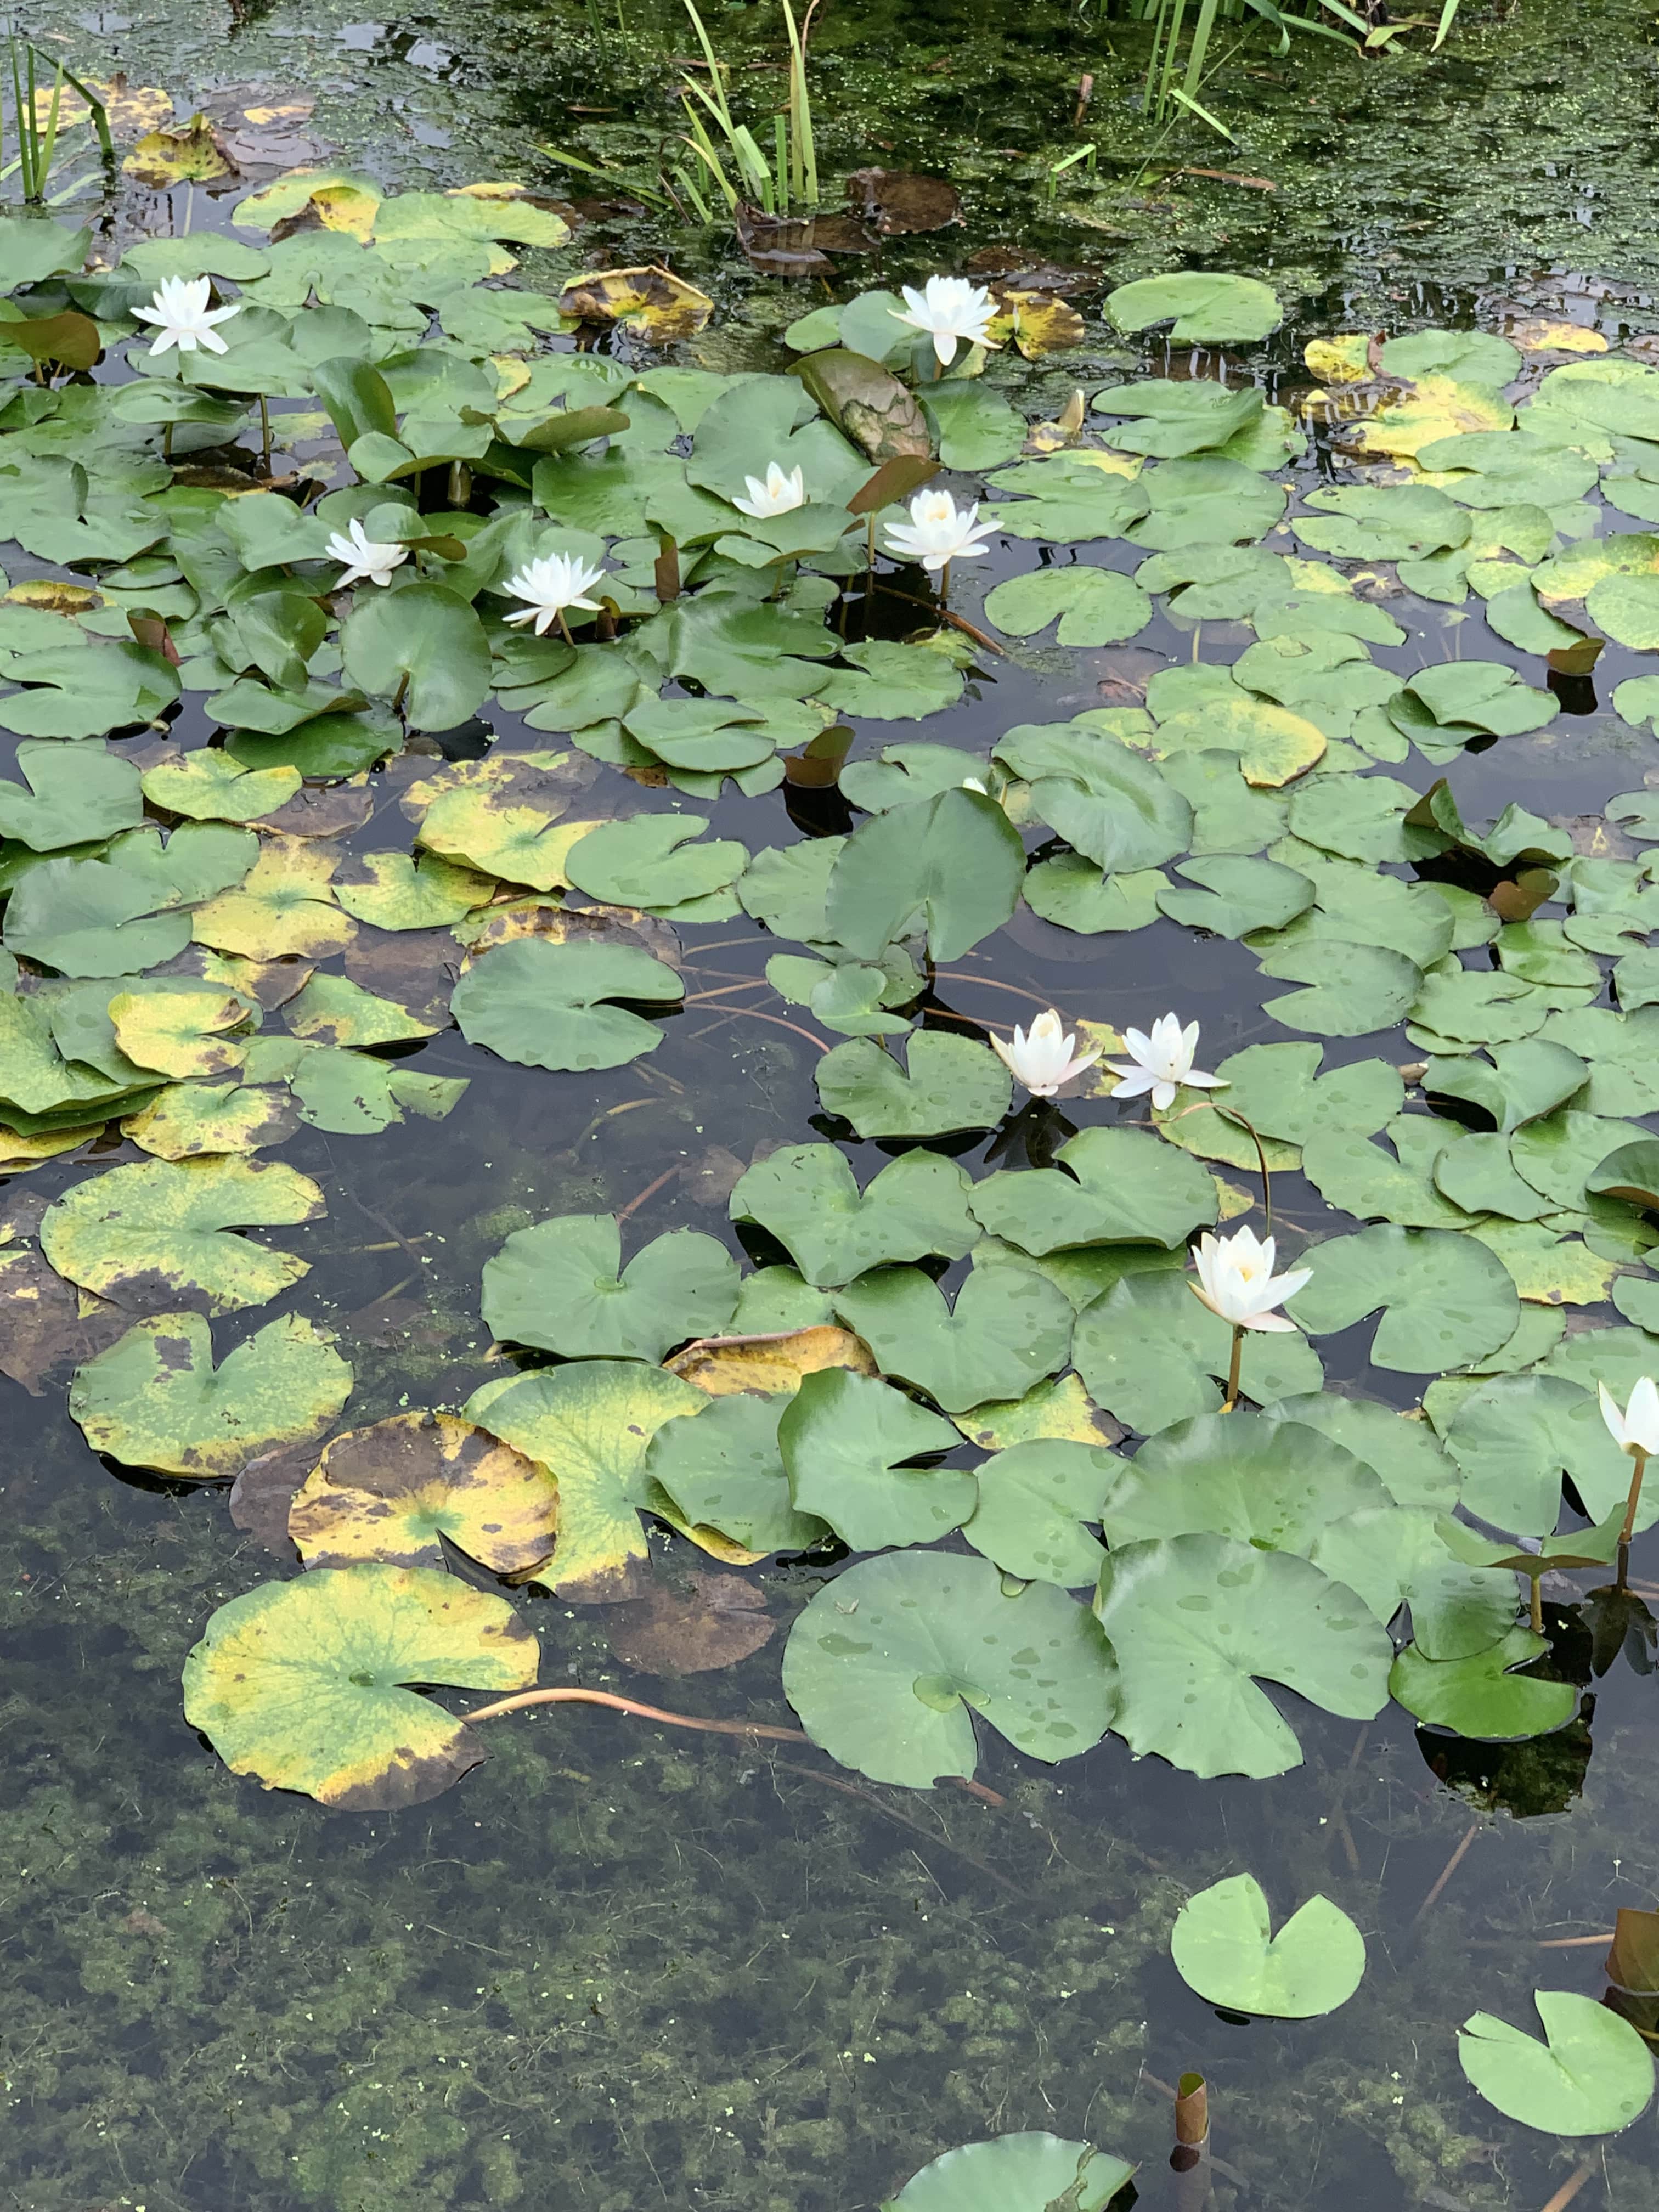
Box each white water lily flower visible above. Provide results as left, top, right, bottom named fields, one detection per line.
left=889, top=274, right=1000, bottom=367
left=1190, top=1226, right=1311, bottom=1335
left=988, top=1007, right=1101, bottom=1098
left=732, top=461, right=806, bottom=519
left=131, top=274, right=242, bottom=358
left=502, top=551, right=608, bottom=635
left=1600, top=1376, right=1659, bottom=1457
left=883, top=488, right=997, bottom=574
left=1107, top=1013, right=1226, bottom=1113
left=325, top=517, right=409, bottom=590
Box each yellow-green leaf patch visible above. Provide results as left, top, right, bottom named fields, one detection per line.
left=41, top=1154, right=324, bottom=1313
left=289, top=1410, right=558, bottom=1573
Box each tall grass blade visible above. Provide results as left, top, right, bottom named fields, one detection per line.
left=1169, top=83, right=1237, bottom=138
left=1432, top=0, right=1459, bottom=47
left=1181, top=0, right=1222, bottom=96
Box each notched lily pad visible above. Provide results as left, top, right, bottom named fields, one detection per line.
left=288, top=1409, right=558, bottom=1574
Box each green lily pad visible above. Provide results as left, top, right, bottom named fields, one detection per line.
left=1424, top=1040, right=1589, bottom=1134
left=1157, top=854, right=1314, bottom=938
left=1256, top=938, right=1421, bottom=1038
left=287, top=1048, right=468, bottom=1137
left=1094, top=1533, right=1392, bottom=1778
left=1072, top=1268, right=1324, bottom=1432
left=818, top=639, right=964, bottom=722
left=776, top=1367, right=969, bottom=1548
left=69, top=1308, right=352, bottom=1478
left=727, top=1143, right=978, bottom=1289
left=464, top=1359, right=704, bottom=1600
left=340, top=579, right=492, bottom=731
left=451, top=938, right=682, bottom=1070
left=816, top=1032, right=1012, bottom=1139
left=3, top=856, right=193, bottom=978
left=1391, top=1627, right=1577, bottom=1740
left=968, top=1126, right=1218, bottom=1255
left=1307, top=1506, right=1520, bottom=1660
left=41, top=1154, right=323, bottom=1314
left=1289, top=1224, right=1519, bottom=1372
left=564, top=815, right=747, bottom=911
left=1099, top=1409, right=1392, bottom=1554
left=960, top=1438, right=1119, bottom=1587
left=825, top=788, right=1025, bottom=963
left=1170, top=1872, right=1365, bottom=2018
left=834, top=1262, right=1074, bottom=1414
left=0, top=740, right=144, bottom=851
left=1105, top=271, right=1281, bottom=343
left=1458, top=1990, right=1656, bottom=2137
left=783, top=1550, right=1118, bottom=1787
left=1022, top=856, right=1169, bottom=936
left=1262, top=1390, right=1459, bottom=1508
left=1295, top=484, right=1471, bottom=562
left=1400, top=661, right=1558, bottom=738
left=982, top=566, right=1152, bottom=646
left=883, top=2135, right=1132, bottom=2212
left=1442, top=1374, right=1647, bottom=1536
left=995, top=720, right=1193, bottom=871
left=642, top=1391, right=828, bottom=1555
left=481, top=1212, right=738, bottom=1361
left=181, top=1564, right=537, bottom=1809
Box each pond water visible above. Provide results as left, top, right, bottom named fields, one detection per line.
left=7, top=2, right=1659, bottom=2210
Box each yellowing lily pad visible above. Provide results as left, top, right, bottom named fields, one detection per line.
left=181, top=1564, right=537, bottom=1808
left=1347, top=376, right=1513, bottom=460
left=108, top=984, right=257, bottom=1080
left=140, top=748, right=303, bottom=823
left=232, top=168, right=384, bottom=231
left=953, top=1370, right=1122, bottom=1451
left=69, top=1308, right=352, bottom=1479
left=333, top=850, right=495, bottom=930
left=465, top=1359, right=704, bottom=1600
left=665, top=1323, right=878, bottom=1396
left=121, top=1081, right=298, bottom=1159
left=557, top=264, right=713, bottom=343
left=417, top=787, right=602, bottom=892
left=282, top=972, right=439, bottom=1047
left=190, top=833, right=358, bottom=960
left=988, top=290, right=1086, bottom=361
left=288, top=1410, right=558, bottom=1574
left=1304, top=334, right=1372, bottom=385
left=1153, top=697, right=1327, bottom=787
left=125, top=114, right=234, bottom=187
left=1509, top=319, right=1608, bottom=355
left=0, top=1120, right=105, bottom=1172
left=41, top=1154, right=323, bottom=1314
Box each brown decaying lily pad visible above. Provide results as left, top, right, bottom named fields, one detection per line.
left=732, top=202, right=878, bottom=275
left=844, top=168, right=963, bottom=236
left=343, top=926, right=461, bottom=1025
left=794, top=348, right=930, bottom=464
left=667, top=1323, right=877, bottom=1397
left=459, top=898, right=682, bottom=967
left=260, top=783, right=376, bottom=840
left=0, top=1238, right=125, bottom=1396
left=287, top=1409, right=558, bottom=1575
left=228, top=1436, right=321, bottom=1559
left=557, top=264, right=713, bottom=343
left=605, top=1567, right=775, bottom=1675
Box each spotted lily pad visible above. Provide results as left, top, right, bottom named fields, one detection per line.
left=833, top=1261, right=1075, bottom=1413
left=451, top=937, right=683, bottom=1070
left=727, top=1143, right=979, bottom=1289
left=777, top=1367, right=969, bottom=1548
left=1289, top=1224, right=1519, bottom=1373
left=783, top=1550, right=1118, bottom=1787
left=41, top=1154, right=323, bottom=1314
left=181, top=1565, right=537, bottom=1808
left=288, top=1410, right=558, bottom=1573
left=69, top=1309, right=352, bottom=1478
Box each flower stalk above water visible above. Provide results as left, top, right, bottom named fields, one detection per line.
left=1600, top=1376, right=1658, bottom=1585
left=988, top=1007, right=1101, bottom=1098
left=1190, top=1226, right=1312, bottom=1413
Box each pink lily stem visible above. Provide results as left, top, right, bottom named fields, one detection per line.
left=1618, top=1444, right=1647, bottom=1589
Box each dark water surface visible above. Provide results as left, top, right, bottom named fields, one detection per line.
left=7, top=2, right=1659, bottom=2208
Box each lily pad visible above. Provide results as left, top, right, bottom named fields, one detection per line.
left=825, top=788, right=1025, bottom=963
left=1458, top=1991, right=1655, bottom=2137
left=1170, top=1872, right=1365, bottom=2018
left=1094, top=1533, right=1391, bottom=1778
left=4, top=856, right=194, bottom=978
left=833, top=1262, right=1075, bottom=1413
left=565, top=814, right=748, bottom=911
left=481, top=1212, right=738, bottom=1360
left=41, top=1154, right=323, bottom=1314
left=1072, top=1268, right=1323, bottom=1432
left=961, top=1438, right=1119, bottom=1587
left=190, top=834, right=357, bottom=961
left=642, top=1391, right=828, bottom=1555
left=181, top=1565, right=537, bottom=1808
left=1390, top=1626, right=1577, bottom=1741
left=983, top=566, right=1152, bottom=646
left=883, top=2134, right=1133, bottom=2212
left=69, top=1309, right=352, bottom=1479
left=0, top=740, right=144, bottom=851
left=816, top=1032, right=1012, bottom=1139
left=1106, top=272, right=1281, bottom=343
left=340, top=580, right=492, bottom=732
left=1099, top=1409, right=1392, bottom=1555
left=451, top=938, right=682, bottom=1070
left=783, top=1550, right=1118, bottom=1787
left=727, top=1143, right=978, bottom=1288
left=1289, top=1224, right=1519, bottom=1373
left=289, top=1411, right=558, bottom=1573
left=777, top=1367, right=969, bottom=1548
left=968, top=1126, right=1217, bottom=1254
left=463, top=1359, right=704, bottom=1599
